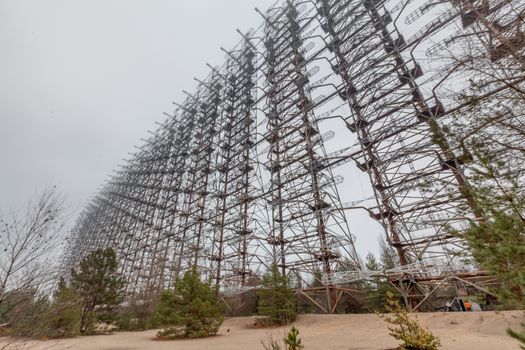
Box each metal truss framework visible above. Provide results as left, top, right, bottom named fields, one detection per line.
left=63, top=0, right=525, bottom=311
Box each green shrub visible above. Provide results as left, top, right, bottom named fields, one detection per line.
left=7, top=293, right=50, bottom=338
left=365, top=280, right=401, bottom=312
left=258, top=264, right=297, bottom=325
left=47, top=278, right=82, bottom=338
left=383, top=291, right=440, bottom=350
left=1, top=282, right=82, bottom=339
left=83, top=311, right=97, bottom=335
left=116, top=311, right=136, bottom=331
left=261, top=338, right=282, bottom=350
left=154, top=268, right=224, bottom=338
left=117, top=296, right=159, bottom=331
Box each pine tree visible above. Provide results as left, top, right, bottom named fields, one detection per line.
left=383, top=291, right=441, bottom=350
left=364, top=252, right=400, bottom=312
left=379, top=236, right=399, bottom=270
left=463, top=212, right=525, bottom=305
left=154, top=267, right=224, bottom=338
left=458, top=148, right=525, bottom=307
left=285, top=326, right=304, bottom=350
left=258, top=264, right=297, bottom=325
left=71, top=248, right=125, bottom=333
left=365, top=252, right=380, bottom=271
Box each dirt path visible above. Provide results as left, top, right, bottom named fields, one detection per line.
left=2, top=311, right=523, bottom=350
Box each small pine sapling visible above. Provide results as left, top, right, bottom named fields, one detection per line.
left=261, top=326, right=305, bottom=350
left=285, top=326, right=304, bottom=350
left=382, top=291, right=440, bottom=350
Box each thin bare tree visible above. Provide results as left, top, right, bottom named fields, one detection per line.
left=0, top=186, right=67, bottom=349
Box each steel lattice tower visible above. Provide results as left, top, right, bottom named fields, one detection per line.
left=63, top=0, right=525, bottom=311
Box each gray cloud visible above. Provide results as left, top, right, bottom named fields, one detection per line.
left=0, top=0, right=272, bottom=212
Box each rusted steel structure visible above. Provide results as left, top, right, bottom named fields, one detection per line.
left=63, top=0, right=525, bottom=311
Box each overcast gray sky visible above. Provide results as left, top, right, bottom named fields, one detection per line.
left=0, top=0, right=273, bottom=215
left=0, top=0, right=386, bottom=258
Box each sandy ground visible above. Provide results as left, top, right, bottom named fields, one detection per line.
left=1, top=311, right=524, bottom=350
